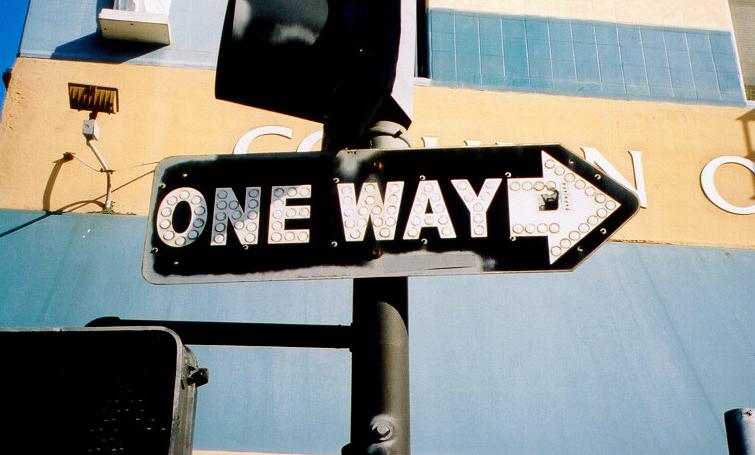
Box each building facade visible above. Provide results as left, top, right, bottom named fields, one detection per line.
left=1, top=0, right=754, bottom=453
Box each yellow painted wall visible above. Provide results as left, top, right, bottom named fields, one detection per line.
left=429, top=0, right=734, bottom=31
left=414, top=86, right=755, bottom=249
left=0, top=58, right=322, bottom=216
left=1, top=57, right=753, bottom=249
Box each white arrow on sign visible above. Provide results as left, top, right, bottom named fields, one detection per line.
left=507, top=151, right=621, bottom=264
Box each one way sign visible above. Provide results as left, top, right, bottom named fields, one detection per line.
left=143, top=145, right=639, bottom=284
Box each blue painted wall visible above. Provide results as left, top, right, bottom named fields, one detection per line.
left=429, top=10, right=746, bottom=105
left=2, top=209, right=755, bottom=454
left=18, top=0, right=747, bottom=106
left=0, top=210, right=352, bottom=453
left=20, top=0, right=225, bottom=68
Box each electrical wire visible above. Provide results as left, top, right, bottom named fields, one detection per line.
left=68, top=153, right=159, bottom=173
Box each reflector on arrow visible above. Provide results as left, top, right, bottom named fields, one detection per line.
left=508, top=151, right=621, bottom=264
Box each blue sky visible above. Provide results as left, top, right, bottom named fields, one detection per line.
left=0, top=0, right=30, bottom=115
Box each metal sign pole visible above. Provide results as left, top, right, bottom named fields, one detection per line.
left=726, top=409, right=755, bottom=455
left=346, top=277, right=410, bottom=455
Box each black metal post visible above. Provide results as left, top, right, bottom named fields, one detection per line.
left=87, top=317, right=351, bottom=349
left=726, top=408, right=755, bottom=455
left=345, top=277, right=410, bottom=455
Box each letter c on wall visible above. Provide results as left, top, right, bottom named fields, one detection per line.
left=233, top=126, right=293, bottom=154
left=700, top=156, right=755, bottom=215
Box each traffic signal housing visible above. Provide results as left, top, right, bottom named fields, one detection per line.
left=215, top=0, right=415, bottom=150
left=0, top=327, right=206, bottom=454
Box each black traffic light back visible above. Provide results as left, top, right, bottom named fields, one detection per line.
left=0, top=327, right=205, bottom=455
left=215, top=0, right=333, bottom=122
left=215, top=0, right=407, bottom=150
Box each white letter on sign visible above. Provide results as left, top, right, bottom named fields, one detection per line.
left=701, top=156, right=755, bottom=215
left=210, top=187, right=262, bottom=246
left=403, top=180, right=457, bottom=239
left=338, top=181, right=405, bottom=241
left=155, top=187, right=208, bottom=247
left=452, top=178, right=502, bottom=237
left=269, top=185, right=312, bottom=244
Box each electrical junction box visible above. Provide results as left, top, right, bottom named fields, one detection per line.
left=82, top=119, right=100, bottom=141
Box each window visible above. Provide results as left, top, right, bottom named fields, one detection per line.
left=416, top=0, right=429, bottom=78
left=729, top=0, right=755, bottom=101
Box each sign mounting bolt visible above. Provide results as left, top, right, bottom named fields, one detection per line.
left=370, top=416, right=395, bottom=442
left=373, top=422, right=393, bottom=441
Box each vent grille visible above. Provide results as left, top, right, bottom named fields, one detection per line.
left=68, top=83, right=119, bottom=114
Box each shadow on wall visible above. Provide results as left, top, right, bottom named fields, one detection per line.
left=42, top=156, right=69, bottom=211
left=51, top=33, right=165, bottom=64
left=0, top=212, right=56, bottom=239
left=38, top=152, right=155, bottom=220
left=737, top=109, right=755, bottom=199
left=51, top=0, right=166, bottom=63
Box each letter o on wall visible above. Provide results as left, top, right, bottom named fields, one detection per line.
left=700, top=156, right=755, bottom=215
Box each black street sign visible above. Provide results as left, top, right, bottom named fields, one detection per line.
left=143, top=145, right=639, bottom=284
